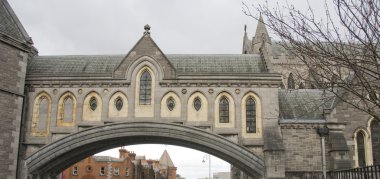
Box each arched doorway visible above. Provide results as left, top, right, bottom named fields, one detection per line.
left=26, top=122, right=264, bottom=179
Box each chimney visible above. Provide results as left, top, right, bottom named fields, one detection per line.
left=119, top=147, right=128, bottom=159
left=129, top=151, right=136, bottom=160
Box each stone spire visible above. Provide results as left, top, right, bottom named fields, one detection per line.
left=253, top=15, right=271, bottom=45
left=252, top=15, right=272, bottom=54
left=242, top=24, right=252, bottom=54
left=159, top=149, right=175, bottom=167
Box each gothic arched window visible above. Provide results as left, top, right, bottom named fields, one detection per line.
left=115, top=97, right=123, bottom=111
left=63, top=97, right=74, bottom=123
left=219, top=96, right=229, bottom=123
left=246, top=97, right=256, bottom=133
left=357, top=131, right=366, bottom=167
left=166, top=97, right=175, bottom=111
left=193, top=97, right=201, bottom=111
left=139, top=71, right=152, bottom=105
left=288, top=73, right=295, bottom=89
left=37, top=98, right=49, bottom=131
left=371, top=120, right=380, bottom=165
left=89, top=96, right=97, bottom=111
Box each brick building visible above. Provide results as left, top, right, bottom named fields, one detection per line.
left=62, top=148, right=176, bottom=179
left=0, top=0, right=379, bottom=178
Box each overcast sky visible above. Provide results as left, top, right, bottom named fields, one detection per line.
left=8, top=0, right=265, bottom=55
left=7, top=1, right=326, bottom=179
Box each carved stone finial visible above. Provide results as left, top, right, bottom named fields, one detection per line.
left=244, top=24, right=247, bottom=32
left=144, top=24, right=150, bottom=34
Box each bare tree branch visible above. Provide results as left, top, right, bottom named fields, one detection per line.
left=243, top=0, right=380, bottom=119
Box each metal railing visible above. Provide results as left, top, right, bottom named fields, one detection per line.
left=328, top=165, right=380, bottom=179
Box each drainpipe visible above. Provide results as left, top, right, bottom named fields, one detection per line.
left=317, top=126, right=329, bottom=179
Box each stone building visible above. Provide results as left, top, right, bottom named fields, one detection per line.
left=0, top=0, right=379, bottom=178
left=62, top=148, right=176, bottom=179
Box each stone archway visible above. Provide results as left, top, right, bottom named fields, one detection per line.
left=26, top=122, right=264, bottom=178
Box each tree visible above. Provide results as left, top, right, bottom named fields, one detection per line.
left=243, top=0, right=380, bottom=119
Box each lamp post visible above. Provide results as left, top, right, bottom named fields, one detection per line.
left=202, top=154, right=211, bottom=179
left=317, top=126, right=329, bottom=179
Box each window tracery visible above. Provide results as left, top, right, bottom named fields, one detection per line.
left=166, top=97, right=175, bottom=111
left=115, top=97, right=123, bottom=111
left=139, top=71, right=152, bottom=105
left=89, top=96, right=97, bottom=111
left=246, top=97, right=256, bottom=133
left=194, top=97, right=202, bottom=111
left=219, top=96, right=229, bottom=123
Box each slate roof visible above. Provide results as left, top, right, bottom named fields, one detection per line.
left=279, top=89, right=336, bottom=120
left=0, top=0, right=30, bottom=42
left=167, top=54, right=265, bottom=74
left=93, top=156, right=125, bottom=162
left=27, top=55, right=123, bottom=76
left=26, top=54, right=266, bottom=77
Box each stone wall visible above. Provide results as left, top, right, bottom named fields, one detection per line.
left=281, top=125, right=328, bottom=173
left=0, top=41, right=28, bottom=179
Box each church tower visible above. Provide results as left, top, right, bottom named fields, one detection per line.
left=242, top=15, right=272, bottom=56
left=159, top=150, right=177, bottom=179
left=0, top=0, right=36, bottom=178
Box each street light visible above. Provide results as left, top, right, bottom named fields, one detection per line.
left=202, top=154, right=211, bottom=179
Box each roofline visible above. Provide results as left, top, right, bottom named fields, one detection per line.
left=2, top=0, right=32, bottom=43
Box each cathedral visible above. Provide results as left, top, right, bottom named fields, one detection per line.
left=0, top=0, right=379, bottom=178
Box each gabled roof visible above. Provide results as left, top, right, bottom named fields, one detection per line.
left=0, top=0, right=31, bottom=43
left=26, top=54, right=267, bottom=77
left=159, top=150, right=175, bottom=168
left=113, top=26, right=177, bottom=79
left=279, top=89, right=336, bottom=120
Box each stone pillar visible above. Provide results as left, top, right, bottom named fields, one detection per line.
left=263, top=127, right=285, bottom=178
left=326, top=123, right=351, bottom=170
left=263, top=150, right=285, bottom=178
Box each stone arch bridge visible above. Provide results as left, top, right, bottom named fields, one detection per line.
left=26, top=122, right=264, bottom=179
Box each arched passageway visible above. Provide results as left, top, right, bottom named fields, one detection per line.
left=26, top=122, right=264, bottom=178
